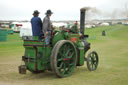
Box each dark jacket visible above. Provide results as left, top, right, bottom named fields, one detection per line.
left=31, top=16, right=43, bottom=36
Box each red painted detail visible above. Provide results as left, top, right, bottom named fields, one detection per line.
left=71, top=37, right=77, bottom=42
left=16, top=24, right=22, bottom=26
left=63, top=58, right=67, bottom=61
left=67, top=30, right=69, bottom=32
left=63, top=58, right=71, bottom=61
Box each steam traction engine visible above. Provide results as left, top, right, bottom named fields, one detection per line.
left=19, top=8, right=99, bottom=78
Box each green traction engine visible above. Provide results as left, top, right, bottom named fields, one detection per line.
left=19, top=8, right=99, bottom=78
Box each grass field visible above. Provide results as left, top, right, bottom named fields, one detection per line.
left=0, top=25, right=128, bottom=85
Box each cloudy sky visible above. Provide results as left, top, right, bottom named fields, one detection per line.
left=0, top=0, right=128, bottom=20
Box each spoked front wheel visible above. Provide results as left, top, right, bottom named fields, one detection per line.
left=86, top=51, right=99, bottom=71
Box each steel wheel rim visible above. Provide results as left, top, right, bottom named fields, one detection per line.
left=56, top=43, right=76, bottom=76
left=87, top=51, right=98, bottom=71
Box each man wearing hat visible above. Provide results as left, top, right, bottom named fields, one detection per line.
left=42, top=9, right=53, bottom=46
left=31, top=10, right=43, bottom=37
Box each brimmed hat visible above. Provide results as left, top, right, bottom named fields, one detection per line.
left=33, top=10, right=40, bottom=15
left=45, top=10, right=53, bottom=15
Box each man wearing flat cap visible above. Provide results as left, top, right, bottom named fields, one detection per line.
left=42, top=9, right=53, bottom=46
left=31, top=10, right=43, bottom=38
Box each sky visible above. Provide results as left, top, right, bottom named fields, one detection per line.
left=0, top=0, right=128, bottom=21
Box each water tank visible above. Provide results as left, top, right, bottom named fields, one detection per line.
left=0, top=28, right=7, bottom=41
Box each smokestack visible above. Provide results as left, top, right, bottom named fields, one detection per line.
left=80, top=7, right=86, bottom=36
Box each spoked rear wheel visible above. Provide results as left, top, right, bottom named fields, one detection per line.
left=86, top=51, right=99, bottom=71
left=51, top=40, right=77, bottom=78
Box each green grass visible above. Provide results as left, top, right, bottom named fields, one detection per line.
left=0, top=25, right=128, bottom=85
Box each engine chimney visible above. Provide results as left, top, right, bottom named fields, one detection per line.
left=80, top=8, right=86, bottom=36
